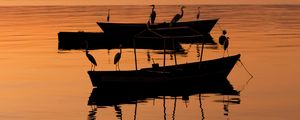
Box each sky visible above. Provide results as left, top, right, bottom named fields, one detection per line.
left=0, top=0, right=299, bottom=5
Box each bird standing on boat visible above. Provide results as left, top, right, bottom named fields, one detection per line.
left=219, top=30, right=230, bottom=56
left=107, top=9, right=110, bottom=22
left=85, top=41, right=97, bottom=71
left=196, top=7, right=200, bottom=20
left=171, top=6, right=185, bottom=24
left=150, top=4, right=156, bottom=24
left=223, top=38, right=229, bottom=56
left=114, top=44, right=122, bottom=71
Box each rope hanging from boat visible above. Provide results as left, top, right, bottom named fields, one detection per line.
left=237, top=59, right=254, bottom=92
left=238, top=59, right=253, bottom=78
left=218, top=21, right=253, bottom=93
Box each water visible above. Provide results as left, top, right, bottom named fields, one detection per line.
left=0, top=5, right=299, bottom=120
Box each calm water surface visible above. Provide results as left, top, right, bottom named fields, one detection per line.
left=0, top=5, right=299, bottom=120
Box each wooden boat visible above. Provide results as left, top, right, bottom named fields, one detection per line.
left=57, top=31, right=184, bottom=50
left=88, top=54, right=240, bottom=88
left=87, top=27, right=240, bottom=88
left=97, top=19, right=218, bottom=44
left=97, top=19, right=218, bottom=35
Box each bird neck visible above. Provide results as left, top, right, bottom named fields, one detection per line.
left=180, top=8, right=184, bottom=17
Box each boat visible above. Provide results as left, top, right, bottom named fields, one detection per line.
left=97, top=19, right=219, bottom=44
left=87, top=27, right=240, bottom=88
left=87, top=78, right=240, bottom=120
left=57, top=31, right=184, bottom=50
left=88, top=54, right=240, bottom=88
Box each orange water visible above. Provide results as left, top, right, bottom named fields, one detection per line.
left=0, top=5, right=299, bottom=120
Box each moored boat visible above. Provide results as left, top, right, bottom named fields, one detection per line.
left=97, top=19, right=219, bottom=44
left=88, top=54, right=240, bottom=88
left=87, top=26, right=240, bottom=88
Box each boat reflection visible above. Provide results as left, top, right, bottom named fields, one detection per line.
left=87, top=78, right=240, bottom=120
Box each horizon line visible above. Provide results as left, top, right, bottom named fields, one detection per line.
left=0, top=3, right=299, bottom=6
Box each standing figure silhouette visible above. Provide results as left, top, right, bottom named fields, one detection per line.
left=196, top=7, right=200, bottom=20
left=171, top=6, right=185, bottom=24
left=107, top=9, right=110, bottom=22
left=114, top=44, right=122, bottom=71
left=150, top=5, right=156, bottom=24
left=85, top=42, right=97, bottom=71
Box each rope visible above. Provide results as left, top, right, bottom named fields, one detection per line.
left=238, top=59, right=254, bottom=92
left=238, top=59, right=253, bottom=78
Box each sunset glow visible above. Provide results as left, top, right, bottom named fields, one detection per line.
left=0, top=0, right=299, bottom=5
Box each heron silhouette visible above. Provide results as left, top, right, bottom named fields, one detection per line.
left=223, top=38, right=229, bottom=57
left=196, top=7, right=200, bottom=20
left=171, top=6, right=185, bottom=24
left=114, top=44, right=122, bottom=71
left=150, top=4, right=156, bottom=24
left=219, top=30, right=230, bottom=57
left=107, top=9, right=110, bottom=22
left=85, top=42, right=97, bottom=71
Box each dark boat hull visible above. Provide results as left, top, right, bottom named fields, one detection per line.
left=57, top=31, right=184, bottom=50
left=97, top=19, right=219, bottom=44
left=88, top=54, right=240, bottom=88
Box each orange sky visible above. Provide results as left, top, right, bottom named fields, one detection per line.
left=0, top=0, right=299, bottom=5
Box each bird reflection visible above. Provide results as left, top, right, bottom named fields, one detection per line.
left=114, top=105, right=123, bottom=120
left=147, top=50, right=151, bottom=62
left=196, top=44, right=200, bottom=58
left=88, top=105, right=97, bottom=120
left=170, top=53, right=173, bottom=60
left=172, top=97, right=177, bottom=120
left=199, top=94, right=205, bottom=120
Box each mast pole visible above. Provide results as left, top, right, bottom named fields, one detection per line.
left=163, top=38, right=166, bottom=71
left=199, top=38, right=205, bottom=68
left=172, top=39, right=177, bottom=65
left=133, top=38, right=138, bottom=70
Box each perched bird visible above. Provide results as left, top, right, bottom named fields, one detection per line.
left=171, top=6, right=185, bottom=24
left=150, top=4, right=156, bottom=24
left=114, top=44, right=122, bottom=70
left=221, top=31, right=229, bottom=57
left=223, top=38, right=229, bottom=51
left=223, top=38, right=229, bottom=57
left=107, top=9, right=110, bottom=22
left=85, top=42, right=97, bottom=71
left=196, top=7, right=200, bottom=20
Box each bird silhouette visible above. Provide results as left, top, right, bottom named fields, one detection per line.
left=107, top=9, right=110, bottom=22
left=85, top=41, right=97, bottom=71
left=171, top=6, right=185, bottom=24
left=114, top=44, right=122, bottom=71
left=196, top=7, right=200, bottom=20
left=223, top=38, right=229, bottom=57
left=150, top=5, right=156, bottom=24
left=223, top=39, right=229, bottom=51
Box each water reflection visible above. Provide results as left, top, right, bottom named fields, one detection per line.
left=87, top=78, right=240, bottom=120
